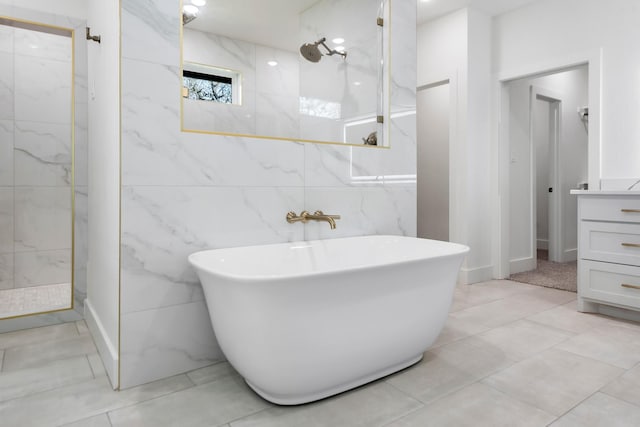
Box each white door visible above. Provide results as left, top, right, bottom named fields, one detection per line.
left=417, top=82, right=450, bottom=241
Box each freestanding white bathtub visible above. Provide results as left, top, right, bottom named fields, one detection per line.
left=188, top=235, right=469, bottom=405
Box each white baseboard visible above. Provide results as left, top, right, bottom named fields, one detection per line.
left=510, top=257, right=536, bottom=275
left=85, top=299, right=118, bottom=389
left=458, top=264, right=493, bottom=285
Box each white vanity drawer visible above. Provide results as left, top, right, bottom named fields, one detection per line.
left=580, top=221, right=640, bottom=266
left=579, top=260, right=640, bottom=309
left=580, top=195, right=640, bottom=223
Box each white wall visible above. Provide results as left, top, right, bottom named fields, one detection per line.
left=417, top=8, right=493, bottom=283
left=493, top=0, right=640, bottom=183
left=86, top=0, right=120, bottom=388
left=0, top=0, right=86, bottom=20
left=507, top=66, right=588, bottom=269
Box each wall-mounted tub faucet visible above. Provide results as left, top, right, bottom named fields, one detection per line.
left=286, top=210, right=341, bottom=229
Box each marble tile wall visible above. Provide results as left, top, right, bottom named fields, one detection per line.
left=119, top=0, right=415, bottom=388
left=0, top=4, right=88, bottom=329
left=182, top=28, right=300, bottom=139
left=299, top=0, right=382, bottom=144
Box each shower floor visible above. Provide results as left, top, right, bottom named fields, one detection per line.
left=0, top=283, right=71, bottom=318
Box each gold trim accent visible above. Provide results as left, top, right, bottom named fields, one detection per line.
left=178, top=0, right=394, bottom=149
left=621, top=243, right=640, bottom=248
left=622, top=283, right=640, bottom=291
left=0, top=16, right=76, bottom=321
left=118, top=0, right=123, bottom=391
left=621, top=209, right=640, bottom=213
left=0, top=307, right=74, bottom=322
left=0, top=15, right=73, bottom=36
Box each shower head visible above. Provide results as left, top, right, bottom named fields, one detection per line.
left=182, top=5, right=198, bottom=25
left=299, top=37, right=347, bottom=63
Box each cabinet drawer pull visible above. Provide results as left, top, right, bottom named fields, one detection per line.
left=622, top=243, right=640, bottom=248
left=621, top=283, right=640, bottom=291
left=621, top=209, right=640, bottom=213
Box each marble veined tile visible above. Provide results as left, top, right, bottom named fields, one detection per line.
left=186, top=361, right=238, bottom=386
left=0, top=253, right=13, bottom=290
left=482, top=348, right=623, bottom=416
left=14, top=54, right=72, bottom=124
left=0, top=375, right=193, bottom=427
left=14, top=120, right=72, bottom=186
left=255, top=45, right=298, bottom=97
left=2, top=332, right=95, bottom=372
left=387, top=382, right=554, bottom=427
left=119, top=301, right=224, bottom=389
left=14, top=249, right=71, bottom=287
left=304, top=185, right=416, bottom=241
left=14, top=187, right=72, bottom=252
left=555, top=322, right=640, bottom=369
left=0, top=187, right=13, bottom=253
left=120, top=185, right=304, bottom=313
left=109, top=375, right=269, bottom=427
left=121, top=0, right=180, bottom=66
left=0, top=355, right=93, bottom=402
left=0, top=322, right=78, bottom=350
left=0, top=25, right=13, bottom=53
left=181, top=94, right=257, bottom=136
left=386, top=336, right=514, bottom=404
left=182, top=28, right=257, bottom=94
left=60, top=414, right=113, bottom=427
left=255, top=92, right=299, bottom=139
left=13, top=26, right=72, bottom=61
left=231, top=381, right=422, bottom=427
left=551, top=392, right=640, bottom=427
left=0, top=52, right=14, bottom=120
left=0, top=120, right=12, bottom=185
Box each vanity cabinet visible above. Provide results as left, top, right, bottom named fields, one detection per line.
left=574, top=191, right=640, bottom=312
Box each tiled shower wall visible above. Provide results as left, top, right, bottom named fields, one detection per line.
left=182, top=28, right=300, bottom=139
left=0, top=4, right=88, bottom=331
left=120, top=0, right=416, bottom=388
left=0, top=24, right=73, bottom=291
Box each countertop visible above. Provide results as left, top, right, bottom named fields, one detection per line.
left=570, top=190, right=640, bottom=195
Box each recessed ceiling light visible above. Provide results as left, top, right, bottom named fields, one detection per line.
left=354, top=81, right=361, bottom=86
left=191, top=0, right=206, bottom=5
left=332, top=37, right=345, bottom=44
left=267, top=60, right=278, bottom=67
left=335, top=45, right=345, bottom=52
left=183, top=4, right=199, bottom=14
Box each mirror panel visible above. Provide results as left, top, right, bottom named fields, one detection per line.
left=0, top=17, right=74, bottom=319
left=181, top=0, right=390, bottom=147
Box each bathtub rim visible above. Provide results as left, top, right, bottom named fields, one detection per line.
left=188, top=235, right=470, bottom=283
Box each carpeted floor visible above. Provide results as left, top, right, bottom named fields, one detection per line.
left=509, top=250, right=577, bottom=292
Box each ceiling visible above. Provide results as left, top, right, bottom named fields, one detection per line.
left=417, top=0, right=542, bottom=25
left=184, top=0, right=544, bottom=52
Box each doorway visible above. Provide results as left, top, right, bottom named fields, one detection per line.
left=505, top=65, right=588, bottom=290
left=417, top=81, right=450, bottom=241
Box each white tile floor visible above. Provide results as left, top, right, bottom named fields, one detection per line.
left=2, top=280, right=640, bottom=426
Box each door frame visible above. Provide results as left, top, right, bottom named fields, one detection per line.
left=493, top=50, right=601, bottom=279
left=531, top=86, right=563, bottom=264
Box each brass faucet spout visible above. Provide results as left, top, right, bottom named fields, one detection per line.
left=286, top=210, right=341, bottom=229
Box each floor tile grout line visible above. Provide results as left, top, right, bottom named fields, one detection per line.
left=101, top=374, right=199, bottom=418
left=86, top=353, right=97, bottom=379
